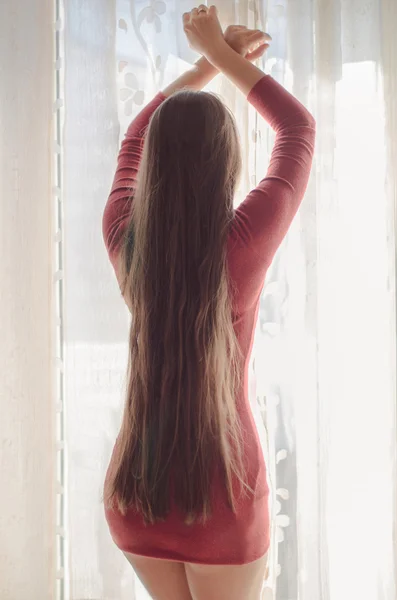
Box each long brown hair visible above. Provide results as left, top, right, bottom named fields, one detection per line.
left=106, top=90, right=247, bottom=524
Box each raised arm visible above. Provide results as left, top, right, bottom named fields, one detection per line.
left=233, top=72, right=315, bottom=262
left=102, top=57, right=219, bottom=262
left=102, top=19, right=269, bottom=264
left=102, top=93, right=164, bottom=262
left=184, top=6, right=315, bottom=270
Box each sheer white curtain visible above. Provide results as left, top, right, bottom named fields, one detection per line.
left=0, top=1, right=55, bottom=598
left=1, top=0, right=396, bottom=599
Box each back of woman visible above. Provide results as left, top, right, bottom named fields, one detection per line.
left=102, top=5, right=315, bottom=600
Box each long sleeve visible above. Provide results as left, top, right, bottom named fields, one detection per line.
left=233, top=74, right=316, bottom=268
left=102, top=92, right=166, bottom=262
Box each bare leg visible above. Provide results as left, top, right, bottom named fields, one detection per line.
left=185, top=553, right=268, bottom=600
left=124, top=552, right=193, bottom=600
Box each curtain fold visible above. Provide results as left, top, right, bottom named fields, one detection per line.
left=380, top=0, right=397, bottom=590
left=0, top=1, right=55, bottom=598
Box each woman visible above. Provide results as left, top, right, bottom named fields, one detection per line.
left=102, top=5, right=315, bottom=600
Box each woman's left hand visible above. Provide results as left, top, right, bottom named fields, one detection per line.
left=224, top=25, right=271, bottom=62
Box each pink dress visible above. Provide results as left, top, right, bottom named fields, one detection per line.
left=102, top=75, right=316, bottom=565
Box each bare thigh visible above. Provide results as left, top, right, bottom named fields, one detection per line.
left=185, top=553, right=268, bottom=600
left=124, top=552, right=192, bottom=600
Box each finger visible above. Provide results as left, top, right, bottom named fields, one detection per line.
left=247, top=30, right=268, bottom=45
left=225, top=24, right=245, bottom=35
left=246, top=43, right=269, bottom=61
left=248, top=29, right=272, bottom=44
left=208, top=5, right=218, bottom=17
left=197, top=3, right=208, bottom=12
left=182, top=12, right=190, bottom=25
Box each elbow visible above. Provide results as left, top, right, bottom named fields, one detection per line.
left=309, top=114, right=316, bottom=149
left=284, top=108, right=316, bottom=134
left=302, top=111, right=316, bottom=149
left=308, top=113, right=316, bottom=130
left=294, top=104, right=316, bottom=131
left=102, top=205, right=110, bottom=244
left=102, top=202, right=114, bottom=251
left=302, top=107, right=316, bottom=131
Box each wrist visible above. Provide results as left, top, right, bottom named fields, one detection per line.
left=194, top=55, right=218, bottom=76
left=205, top=41, right=238, bottom=69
